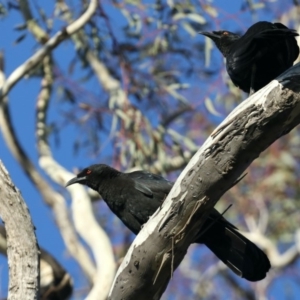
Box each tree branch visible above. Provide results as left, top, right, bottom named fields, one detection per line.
left=0, top=225, right=73, bottom=300
left=0, top=161, right=39, bottom=300
left=109, top=64, right=300, bottom=299
left=0, top=0, right=98, bottom=99
left=243, top=216, right=300, bottom=269
left=0, top=52, right=96, bottom=283
left=36, top=56, right=116, bottom=300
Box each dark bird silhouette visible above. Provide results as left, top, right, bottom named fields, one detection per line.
left=66, top=164, right=271, bottom=281
left=200, top=21, right=299, bottom=94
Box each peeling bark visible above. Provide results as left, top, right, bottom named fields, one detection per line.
left=109, top=64, right=300, bottom=300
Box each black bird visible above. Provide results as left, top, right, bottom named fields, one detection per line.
left=66, top=164, right=270, bottom=281
left=200, top=21, right=299, bottom=94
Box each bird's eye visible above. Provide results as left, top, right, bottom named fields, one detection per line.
left=86, top=169, right=92, bottom=174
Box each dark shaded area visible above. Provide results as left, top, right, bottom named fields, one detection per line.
left=66, top=164, right=270, bottom=282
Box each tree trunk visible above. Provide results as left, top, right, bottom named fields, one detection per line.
left=0, top=161, right=39, bottom=300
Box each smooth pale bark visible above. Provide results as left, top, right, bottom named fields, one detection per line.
left=109, top=63, right=300, bottom=300
left=0, top=161, right=39, bottom=300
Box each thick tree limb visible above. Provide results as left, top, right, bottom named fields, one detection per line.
left=0, top=161, right=39, bottom=300
left=0, top=225, right=73, bottom=300
left=109, top=64, right=300, bottom=300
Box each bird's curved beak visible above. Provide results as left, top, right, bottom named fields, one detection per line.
left=65, top=176, right=87, bottom=187
left=199, top=31, right=221, bottom=39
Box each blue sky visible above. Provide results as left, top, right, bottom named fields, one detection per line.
left=0, top=0, right=299, bottom=299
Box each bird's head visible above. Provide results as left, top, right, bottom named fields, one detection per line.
left=199, top=30, right=240, bottom=57
left=65, top=164, right=116, bottom=191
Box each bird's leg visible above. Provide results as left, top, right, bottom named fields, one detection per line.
left=249, top=64, right=257, bottom=96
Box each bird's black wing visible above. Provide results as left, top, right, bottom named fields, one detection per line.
left=228, top=22, right=298, bottom=73
left=117, top=171, right=173, bottom=233
left=127, top=171, right=270, bottom=281
left=128, top=170, right=173, bottom=197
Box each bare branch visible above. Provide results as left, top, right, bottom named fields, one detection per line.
left=0, top=226, right=73, bottom=300
left=0, top=161, right=39, bottom=300
left=19, top=0, right=49, bottom=42
left=36, top=56, right=116, bottom=300
left=109, top=64, right=300, bottom=299
left=1, top=1, right=115, bottom=294
left=0, top=0, right=98, bottom=99
left=244, top=216, right=300, bottom=269
left=0, top=52, right=97, bottom=283
left=56, top=1, right=197, bottom=173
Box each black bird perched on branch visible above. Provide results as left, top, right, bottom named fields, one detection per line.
left=66, top=164, right=270, bottom=281
left=200, top=21, right=299, bottom=94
